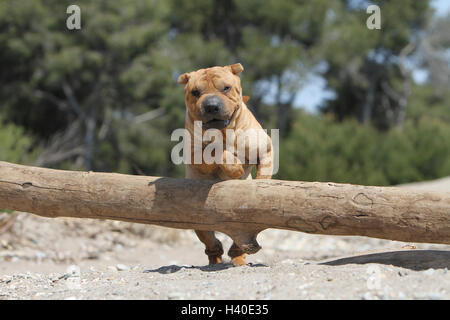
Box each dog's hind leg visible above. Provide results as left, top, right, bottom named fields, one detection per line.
left=228, top=243, right=247, bottom=266
left=195, top=230, right=224, bottom=265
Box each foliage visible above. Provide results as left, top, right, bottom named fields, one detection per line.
left=320, top=0, right=432, bottom=129
left=277, top=101, right=450, bottom=185
left=0, top=115, right=37, bottom=163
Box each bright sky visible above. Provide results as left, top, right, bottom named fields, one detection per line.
left=292, top=0, right=450, bottom=112
left=433, top=0, right=450, bottom=16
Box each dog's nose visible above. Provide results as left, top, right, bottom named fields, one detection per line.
left=202, top=96, right=223, bottom=114
left=204, top=103, right=220, bottom=114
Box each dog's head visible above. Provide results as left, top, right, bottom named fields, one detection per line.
left=178, top=63, right=244, bottom=130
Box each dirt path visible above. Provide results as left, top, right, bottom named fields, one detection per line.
left=0, top=178, right=449, bottom=300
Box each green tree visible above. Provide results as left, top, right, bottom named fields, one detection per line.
left=320, top=0, right=432, bottom=129
left=0, top=0, right=183, bottom=176
left=0, top=115, right=37, bottom=163
left=277, top=95, right=450, bottom=186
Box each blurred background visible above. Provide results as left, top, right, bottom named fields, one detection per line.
left=0, top=0, right=449, bottom=186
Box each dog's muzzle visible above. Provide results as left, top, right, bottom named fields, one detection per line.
left=201, top=95, right=232, bottom=130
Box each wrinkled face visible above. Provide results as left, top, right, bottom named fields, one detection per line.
left=178, top=63, right=244, bottom=130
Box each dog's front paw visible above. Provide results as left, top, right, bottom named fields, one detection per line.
left=221, top=164, right=245, bottom=179
left=231, top=255, right=248, bottom=266
left=220, top=150, right=245, bottom=179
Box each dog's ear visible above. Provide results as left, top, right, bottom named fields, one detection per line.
left=177, top=73, right=190, bottom=85
left=243, top=96, right=250, bottom=103
left=228, top=63, right=244, bottom=75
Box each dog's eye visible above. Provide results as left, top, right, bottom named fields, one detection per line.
left=223, top=86, right=231, bottom=93
left=191, top=90, right=200, bottom=98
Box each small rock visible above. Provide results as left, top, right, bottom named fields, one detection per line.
left=34, top=292, right=46, bottom=297
left=427, top=292, right=443, bottom=300
left=116, top=264, right=130, bottom=271
left=413, top=293, right=426, bottom=299
left=34, top=251, right=47, bottom=260
left=0, top=239, right=10, bottom=249
left=66, top=265, right=81, bottom=277
left=362, top=292, right=378, bottom=300
left=423, top=268, right=435, bottom=276
left=398, top=270, right=408, bottom=277
left=298, top=283, right=311, bottom=290
left=168, top=292, right=183, bottom=300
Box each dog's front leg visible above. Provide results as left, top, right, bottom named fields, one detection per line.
left=256, top=135, right=273, bottom=179
left=195, top=230, right=224, bottom=265
left=219, top=149, right=245, bottom=179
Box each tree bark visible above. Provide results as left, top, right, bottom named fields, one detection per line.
left=0, top=161, right=449, bottom=254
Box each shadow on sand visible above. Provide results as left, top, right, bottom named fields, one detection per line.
left=320, top=249, right=450, bottom=271
left=144, top=250, right=450, bottom=274
left=144, top=262, right=267, bottom=274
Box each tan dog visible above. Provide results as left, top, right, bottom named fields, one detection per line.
left=178, top=63, right=273, bottom=266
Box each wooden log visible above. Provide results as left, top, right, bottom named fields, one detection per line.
left=0, top=161, right=449, bottom=254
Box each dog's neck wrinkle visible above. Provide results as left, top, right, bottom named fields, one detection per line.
left=233, top=102, right=252, bottom=130
left=205, top=70, right=217, bottom=91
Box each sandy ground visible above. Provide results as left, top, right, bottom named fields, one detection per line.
left=0, top=178, right=449, bottom=300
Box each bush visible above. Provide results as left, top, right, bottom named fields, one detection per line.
left=276, top=111, right=450, bottom=186
left=0, top=115, right=37, bottom=163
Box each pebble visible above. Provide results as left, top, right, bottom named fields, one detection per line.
left=116, top=264, right=130, bottom=271
left=423, top=268, right=435, bottom=276
left=362, top=292, right=375, bottom=300
left=66, top=265, right=81, bottom=277
left=362, top=291, right=384, bottom=300
left=427, top=292, right=444, bottom=300
left=168, top=292, right=183, bottom=300
left=34, top=251, right=47, bottom=260
left=298, top=283, right=311, bottom=290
